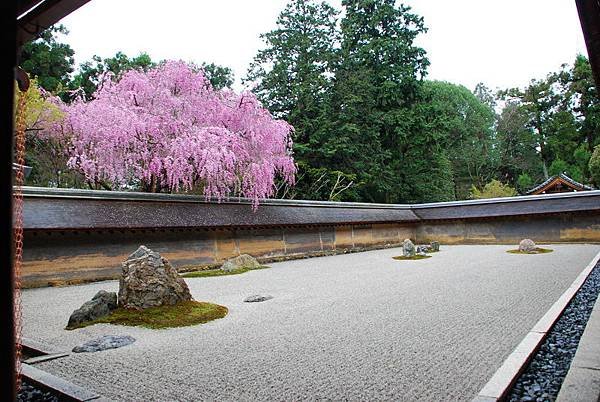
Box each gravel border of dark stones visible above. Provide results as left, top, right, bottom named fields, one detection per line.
left=507, top=260, right=600, bottom=401
left=17, top=380, right=62, bottom=402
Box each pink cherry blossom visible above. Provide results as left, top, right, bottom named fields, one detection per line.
left=56, top=61, right=295, bottom=207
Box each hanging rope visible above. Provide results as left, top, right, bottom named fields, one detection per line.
left=13, top=82, right=28, bottom=391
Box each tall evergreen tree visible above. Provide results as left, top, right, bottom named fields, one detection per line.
left=246, top=0, right=338, bottom=138
left=326, top=0, right=430, bottom=202
left=246, top=0, right=343, bottom=199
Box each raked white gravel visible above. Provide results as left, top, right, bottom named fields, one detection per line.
left=22, top=244, right=600, bottom=401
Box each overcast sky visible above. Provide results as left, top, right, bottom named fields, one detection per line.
left=58, top=0, right=587, bottom=92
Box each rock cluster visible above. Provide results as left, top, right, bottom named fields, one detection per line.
left=222, top=254, right=261, bottom=272
left=68, top=246, right=193, bottom=327
left=518, top=238, right=537, bottom=253
left=67, top=290, right=117, bottom=328
left=119, top=246, right=192, bottom=309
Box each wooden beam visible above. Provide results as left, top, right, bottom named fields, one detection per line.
left=17, top=0, right=90, bottom=48
left=576, top=0, right=600, bottom=94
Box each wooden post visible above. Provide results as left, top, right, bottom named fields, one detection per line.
left=2, top=0, right=17, bottom=399
left=576, top=0, right=600, bottom=94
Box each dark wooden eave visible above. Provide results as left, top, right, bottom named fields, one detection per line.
left=576, top=0, right=600, bottom=92
left=412, top=191, right=600, bottom=221
left=17, top=0, right=90, bottom=49
left=20, top=187, right=600, bottom=230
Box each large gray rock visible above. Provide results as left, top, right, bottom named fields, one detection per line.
left=221, top=254, right=261, bottom=272
left=402, top=239, right=416, bottom=257
left=430, top=241, right=440, bottom=252
left=73, top=335, right=136, bottom=353
left=119, top=246, right=192, bottom=310
left=519, top=239, right=537, bottom=253
left=67, top=290, right=117, bottom=328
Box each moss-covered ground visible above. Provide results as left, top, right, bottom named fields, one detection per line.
left=181, top=265, right=270, bottom=278
left=507, top=248, right=554, bottom=255
left=66, top=300, right=228, bottom=330
left=392, top=254, right=432, bottom=260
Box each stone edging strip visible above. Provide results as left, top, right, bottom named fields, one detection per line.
left=556, top=287, right=600, bottom=401
left=24, top=352, right=70, bottom=365
left=21, top=363, right=108, bottom=401
left=472, top=250, right=600, bottom=402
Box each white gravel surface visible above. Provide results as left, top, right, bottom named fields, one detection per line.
left=22, top=244, right=600, bottom=401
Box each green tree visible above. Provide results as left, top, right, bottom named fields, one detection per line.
left=548, top=158, right=583, bottom=182
left=498, top=56, right=600, bottom=185
left=470, top=179, right=517, bottom=199
left=516, top=173, right=533, bottom=193
left=589, top=145, right=600, bottom=186
left=495, top=101, right=543, bottom=186
left=16, top=79, right=84, bottom=187
left=564, top=55, right=600, bottom=154
left=473, top=82, right=496, bottom=110
left=500, top=76, right=560, bottom=179
left=200, top=62, right=234, bottom=90
left=418, top=81, right=496, bottom=199
left=326, top=0, right=430, bottom=202
left=70, top=52, right=154, bottom=99
left=20, top=25, right=75, bottom=93
left=246, top=0, right=343, bottom=200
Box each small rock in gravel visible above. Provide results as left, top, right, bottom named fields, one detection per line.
left=244, top=295, right=273, bottom=303
left=73, top=335, right=136, bottom=353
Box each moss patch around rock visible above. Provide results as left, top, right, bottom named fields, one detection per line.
left=392, top=254, right=432, bottom=261
left=66, top=300, right=228, bottom=330
left=181, top=265, right=270, bottom=278
left=506, top=248, right=554, bottom=255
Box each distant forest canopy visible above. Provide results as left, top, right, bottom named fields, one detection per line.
left=19, top=0, right=600, bottom=203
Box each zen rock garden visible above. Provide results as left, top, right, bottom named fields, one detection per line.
left=60, top=240, right=556, bottom=360
left=21, top=244, right=600, bottom=401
